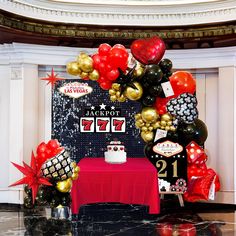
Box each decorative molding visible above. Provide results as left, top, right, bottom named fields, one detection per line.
left=10, top=66, right=22, bottom=80
left=0, top=0, right=236, bottom=26
left=0, top=11, right=236, bottom=42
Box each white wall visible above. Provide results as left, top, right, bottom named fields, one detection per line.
left=0, top=43, right=235, bottom=204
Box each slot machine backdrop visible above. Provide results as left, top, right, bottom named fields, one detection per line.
left=52, top=79, right=144, bottom=162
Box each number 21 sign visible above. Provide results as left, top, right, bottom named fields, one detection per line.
left=146, top=138, right=188, bottom=192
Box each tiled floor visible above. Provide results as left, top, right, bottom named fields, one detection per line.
left=0, top=201, right=235, bottom=235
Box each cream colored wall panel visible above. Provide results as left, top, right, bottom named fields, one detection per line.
left=204, top=72, right=219, bottom=172
left=217, top=67, right=234, bottom=203
left=23, top=64, right=39, bottom=164
left=0, top=65, right=10, bottom=188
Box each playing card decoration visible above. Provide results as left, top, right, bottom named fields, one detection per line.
left=167, top=93, right=198, bottom=124
left=130, top=36, right=166, bottom=65
left=145, top=137, right=188, bottom=192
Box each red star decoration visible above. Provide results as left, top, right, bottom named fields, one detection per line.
left=40, top=68, right=65, bottom=88
left=9, top=152, right=52, bottom=203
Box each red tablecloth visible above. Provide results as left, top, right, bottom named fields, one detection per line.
left=71, top=158, right=160, bottom=214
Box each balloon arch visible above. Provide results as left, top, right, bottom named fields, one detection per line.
left=10, top=36, right=220, bottom=208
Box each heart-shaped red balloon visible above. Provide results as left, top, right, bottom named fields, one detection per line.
left=131, top=36, right=166, bottom=65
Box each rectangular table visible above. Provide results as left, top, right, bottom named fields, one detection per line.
left=71, top=158, right=160, bottom=214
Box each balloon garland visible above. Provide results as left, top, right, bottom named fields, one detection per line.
left=10, top=139, right=79, bottom=208
left=67, top=36, right=220, bottom=202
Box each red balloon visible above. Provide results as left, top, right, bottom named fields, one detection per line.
left=36, top=142, right=47, bottom=154
left=98, top=43, right=111, bottom=56
left=100, top=55, right=108, bottom=63
left=97, top=76, right=107, bottom=84
left=106, top=69, right=119, bottom=81
left=45, top=148, right=52, bottom=158
left=156, top=223, right=173, bottom=236
left=105, top=63, right=113, bottom=72
left=178, top=224, right=196, bottom=236
left=131, top=36, right=165, bottom=65
left=36, top=152, right=47, bottom=165
left=91, top=54, right=101, bottom=70
left=113, top=44, right=127, bottom=51
left=154, top=97, right=172, bottom=115
left=98, top=62, right=107, bottom=75
left=100, top=81, right=112, bottom=90
left=47, top=139, right=60, bottom=151
left=109, top=48, right=129, bottom=70
left=169, top=71, right=196, bottom=96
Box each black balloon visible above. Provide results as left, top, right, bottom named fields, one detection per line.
left=178, top=119, right=208, bottom=146
left=141, top=95, right=156, bottom=106
left=24, top=196, right=33, bottom=209
left=144, top=142, right=154, bottom=157
left=144, top=65, right=163, bottom=84
left=159, top=58, right=173, bottom=73
left=149, top=85, right=164, bottom=97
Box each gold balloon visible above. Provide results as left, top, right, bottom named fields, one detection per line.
left=66, top=61, right=81, bottom=76
left=89, top=69, right=99, bottom=81
left=71, top=162, right=77, bottom=168
left=134, top=113, right=141, bottom=120
left=141, top=131, right=154, bottom=143
left=148, top=127, right=154, bottom=131
left=134, top=65, right=145, bottom=77
left=80, top=72, right=89, bottom=79
left=160, top=120, right=167, bottom=127
left=152, top=121, right=160, bottom=129
left=165, top=126, right=170, bottom=131
left=110, top=95, right=117, bottom=102
left=116, top=91, right=121, bottom=97
left=161, top=113, right=172, bottom=122
left=117, top=95, right=126, bottom=102
left=125, top=82, right=143, bottom=101
left=74, top=166, right=80, bottom=173
left=141, top=126, right=148, bottom=132
left=141, top=107, right=158, bottom=123
left=56, top=178, right=72, bottom=193
left=79, top=57, right=94, bottom=73
left=109, top=89, right=116, bottom=96
left=170, top=126, right=176, bottom=131
left=77, top=52, right=89, bottom=61
left=135, top=120, right=144, bottom=128
left=71, top=173, right=79, bottom=181
left=112, top=83, right=120, bottom=90
left=167, top=121, right=172, bottom=126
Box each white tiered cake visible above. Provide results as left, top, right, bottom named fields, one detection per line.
left=104, top=141, right=127, bottom=164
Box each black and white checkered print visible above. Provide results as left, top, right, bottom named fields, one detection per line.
left=41, top=150, right=73, bottom=181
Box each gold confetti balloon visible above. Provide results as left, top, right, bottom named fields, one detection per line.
left=141, top=107, right=159, bottom=123
left=56, top=178, right=72, bottom=193
left=125, top=82, right=143, bottom=101
left=66, top=61, right=81, bottom=76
